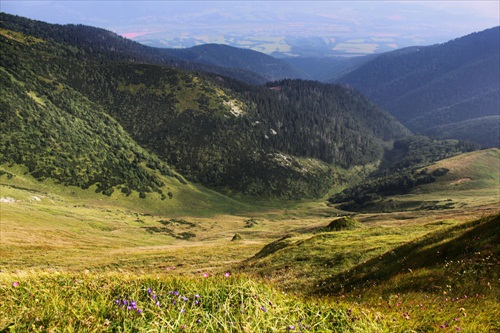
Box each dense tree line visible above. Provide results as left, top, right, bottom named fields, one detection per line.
left=329, top=168, right=447, bottom=208
left=379, top=136, right=478, bottom=173
left=0, top=30, right=181, bottom=197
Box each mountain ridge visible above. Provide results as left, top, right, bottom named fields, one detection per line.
left=334, top=26, right=500, bottom=147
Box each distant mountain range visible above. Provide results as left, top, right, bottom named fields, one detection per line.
left=333, top=27, right=500, bottom=147
left=5, top=1, right=497, bottom=58
left=0, top=13, right=301, bottom=85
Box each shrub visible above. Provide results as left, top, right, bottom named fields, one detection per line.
left=326, top=217, right=363, bottom=231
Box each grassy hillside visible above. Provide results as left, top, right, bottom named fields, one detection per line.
left=0, top=164, right=259, bottom=272
left=322, top=213, right=500, bottom=332
left=3, top=181, right=497, bottom=332
left=0, top=272, right=373, bottom=333
left=335, top=27, right=500, bottom=147
left=320, top=213, right=499, bottom=294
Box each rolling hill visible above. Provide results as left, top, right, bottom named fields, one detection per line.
left=334, top=27, right=500, bottom=147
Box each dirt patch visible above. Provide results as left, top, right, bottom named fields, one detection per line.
left=224, top=100, right=245, bottom=116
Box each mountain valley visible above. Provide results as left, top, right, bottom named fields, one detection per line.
left=1, top=13, right=499, bottom=333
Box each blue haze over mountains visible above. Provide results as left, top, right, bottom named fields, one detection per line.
left=2, top=1, right=499, bottom=57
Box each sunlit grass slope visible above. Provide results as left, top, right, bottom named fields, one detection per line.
left=420, top=148, right=500, bottom=192
left=321, top=213, right=500, bottom=333
left=1, top=214, right=498, bottom=332
left=321, top=214, right=499, bottom=294
left=388, top=148, right=500, bottom=210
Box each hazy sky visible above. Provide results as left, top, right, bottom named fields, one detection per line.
left=2, top=1, right=499, bottom=55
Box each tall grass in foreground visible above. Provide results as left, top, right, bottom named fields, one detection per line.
left=1, top=271, right=377, bottom=332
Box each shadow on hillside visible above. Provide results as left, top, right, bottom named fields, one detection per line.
left=318, top=213, right=500, bottom=295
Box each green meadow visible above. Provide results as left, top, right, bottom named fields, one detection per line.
left=1, top=149, right=499, bottom=332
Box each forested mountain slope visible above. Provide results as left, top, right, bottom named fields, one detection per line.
left=335, top=27, right=500, bottom=147
left=1, top=14, right=411, bottom=198
left=0, top=32, right=184, bottom=198
left=0, top=13, right=301, bottom=84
